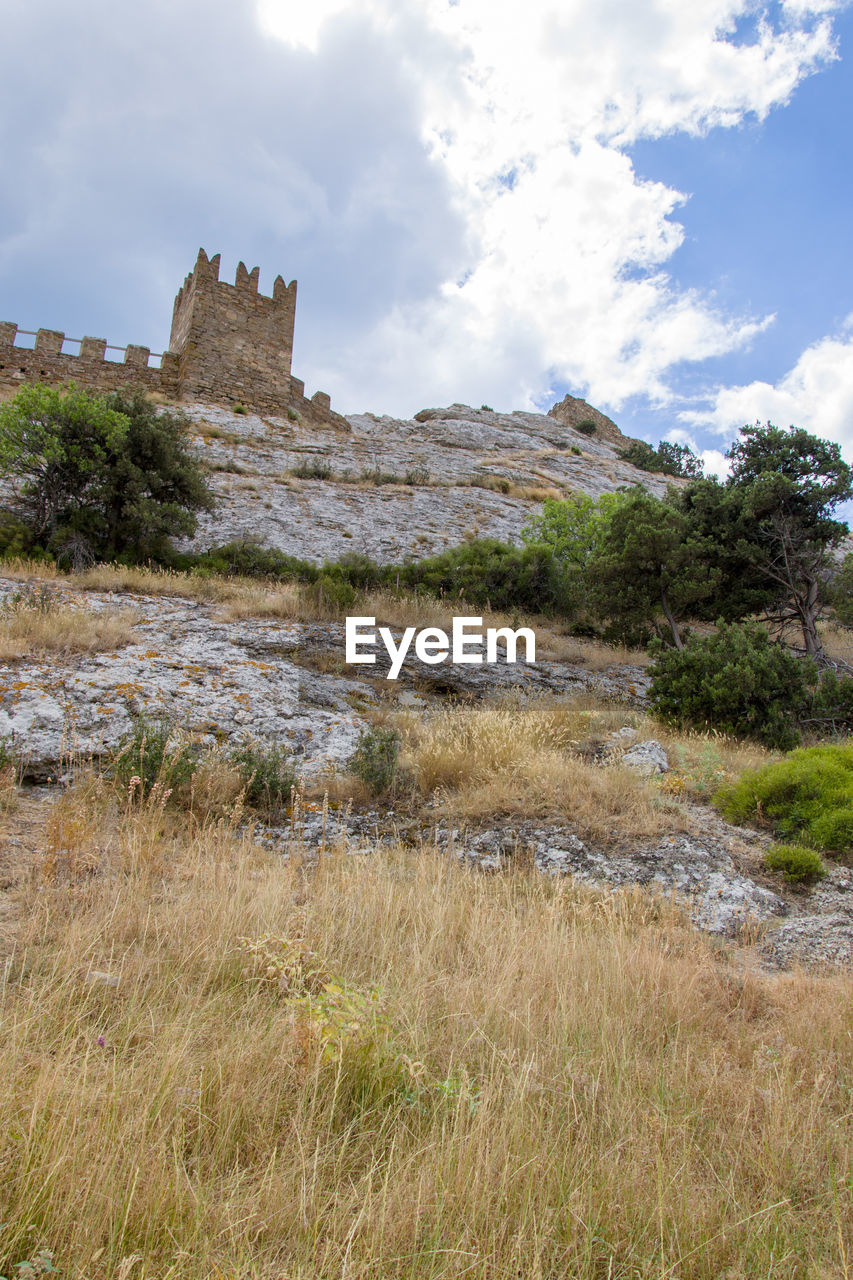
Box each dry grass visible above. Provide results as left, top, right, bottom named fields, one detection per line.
left=0, top=784, right=850, bottom=1278
left=0, top=589, right=137, bottom=660
left=398, top=698, right=690, bottom=843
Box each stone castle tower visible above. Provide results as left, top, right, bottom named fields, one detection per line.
left=0, top=248, right=344, bottom=426
left=169, top=248, right=298, bottom=409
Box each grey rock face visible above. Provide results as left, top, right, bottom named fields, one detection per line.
left=621, top=739, right=669, bottom=775
left=179, top=400, right=679, bottom=565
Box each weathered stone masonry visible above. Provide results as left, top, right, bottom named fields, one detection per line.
left=0, top=248, right=347, bottom=428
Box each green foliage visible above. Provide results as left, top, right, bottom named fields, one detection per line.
left=618, top=439, right=703, bottom=478
left=292, top=458, right=332, bottom=480
left=0, top=509, right=39, bottom=560
left=676, top=477, right=778, bottom=623
left=349, top=727, right=400, bottom=796
left=228, top=739, right=296, bottom=815
left=359, top=466, right=402, bottom=485
left=726, top=422, right=853, bottom=657
left=828, top=552, right=853, bottom=627
left=189, top=538, right=318, bottom=582
left=480, top=404, right=493, bottom=412
left=0, top=1248, right=57, bottom=1280
left=587, top=489, right=717, bottom=648
left=111, top=716, right=198, bottom=800
left=575, top=419, right=597, bottom=436
left=232, top=403, right=248, bottom=415
left=0, top=384, right=214, bottom=565
left=649, top=622, right=813, bottom=749
left=396, top=537, right=568, bottom=614
left=764, top=844, right=827, bottom=883
left=309, top=573, right=357, bottom=610
left=715, top=740, right=853, bottom=852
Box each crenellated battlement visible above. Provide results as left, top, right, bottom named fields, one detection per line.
left=0, top=248, right=346, bottom=428
left=0, top=323, right=181, bottom=399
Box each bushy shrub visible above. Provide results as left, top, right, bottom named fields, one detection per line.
left=648, top=622, right=812, bottom=749
left=575, top=419, right=597, bottom=436
left=764, top=844, right=827, bottom=884
left=715, top=740, right=853, bottom=853
left=191, top=539, right=318, bottom=582
left=292, top=459, right=332, bottom=480
left=349, top=727, right=400, bottom=796
left=396, top=538, right=567, bottom=614
left=309, top=574, right=357, bottom=610
left=228, top=739, right=296, bottom=815
left=618, top=439, right=703, bottom=478
left=112, top=716, right=198, bottom=800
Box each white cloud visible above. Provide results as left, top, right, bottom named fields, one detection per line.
left=0, top=0, right=846, bottom=419
left=686, top=324, right=853, bottom=454
left=258, top=0, right=842, bottom=413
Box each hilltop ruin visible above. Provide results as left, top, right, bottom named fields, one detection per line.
left=0, top=248, right=347, bottom=428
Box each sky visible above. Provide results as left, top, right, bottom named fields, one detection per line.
left=1, top=0, right=852, bottom=474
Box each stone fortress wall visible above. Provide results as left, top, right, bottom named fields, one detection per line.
left=0, top=248, right=348, bottom=429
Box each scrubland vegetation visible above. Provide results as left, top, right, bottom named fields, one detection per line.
left=1, top=775, right=852, bottom=1280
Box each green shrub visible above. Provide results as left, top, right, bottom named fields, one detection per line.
left=190, top=539, right=318, bottom=582
left=764, top=844, right=827, bottom=884
left=309, top=574, right=357, bottom=610
left=480, top=404, right=494, bottom=412
left=228, top=739, right=296, bottom=815
left=287, top=408, right=299, bottom=422
left=649, top=622, right=812, bottom=749
left=349, top=727, right=400, bottom=796
left=618, top=439, right=703, bottom=478
left=404, top=464, right=431, bottom=485
left=396, top=537, right=568, bottom=614
left=360, top=467, right=401, bottom=485
left=232, top=403, right=248, bottom=415
left=570, top=446, right=581, bottom=455
left=292, top=458, right=332, bottom=480
left=575, top=419, right=597, bottom=436
left=715, top=740, right=853, bottom=852
left=111, top=716, right=198, bottom=801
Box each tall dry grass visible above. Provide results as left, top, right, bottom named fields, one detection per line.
left=398, top=699, right=689, bottom=842
left=0, top=587, right=137, bottom=659
left=0, top=561, right=648, bottom=668
left=0, top=784, right=850, bottom=1278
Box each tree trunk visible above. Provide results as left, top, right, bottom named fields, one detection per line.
left=660, top=587, right=684, bottom=650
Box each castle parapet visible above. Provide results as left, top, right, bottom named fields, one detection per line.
left=0, top=248, right=347, bottom=428
left=0, top=324, right=180, bottom=401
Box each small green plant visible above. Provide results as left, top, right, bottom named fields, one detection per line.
left=232, top=403, right=248, bottom=415
left=0, top=1248, right=57, bottom=1279
left=228, top=739, right=296, bottom=815
left=292, top=458, right=332, bottom=480
left=360, top=466, right=401, bottom=485
left=1, top=583, right=58, bottom=617
left=764, top=844, right=827, bottom=884
left=570, top=445, right=581, bottom=455
left=480, top=404, right=494, bottom=412
left=575, top=419, right=597, bottom=435
left=287, top=407, right=299, bottom=422
left=349, top=726, right=400, bottom=796
left=715, top=740, right=853, bottom=852
left=111, top=715, right=198, bottom=801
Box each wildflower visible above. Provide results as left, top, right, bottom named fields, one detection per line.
left=97, top=1035, right=106, bottom=1047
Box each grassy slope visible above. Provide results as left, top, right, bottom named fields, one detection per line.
left=0, top=781, right=851, bottom=1279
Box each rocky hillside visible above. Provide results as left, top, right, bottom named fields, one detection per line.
left=180, top=394, right=675, bottom=563
left=1, top=571, right=851, bottom=973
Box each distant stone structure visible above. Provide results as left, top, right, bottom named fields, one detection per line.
left=547, top=393, right=629, bottom=448
left=0, top=248, right=346, bottom=427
